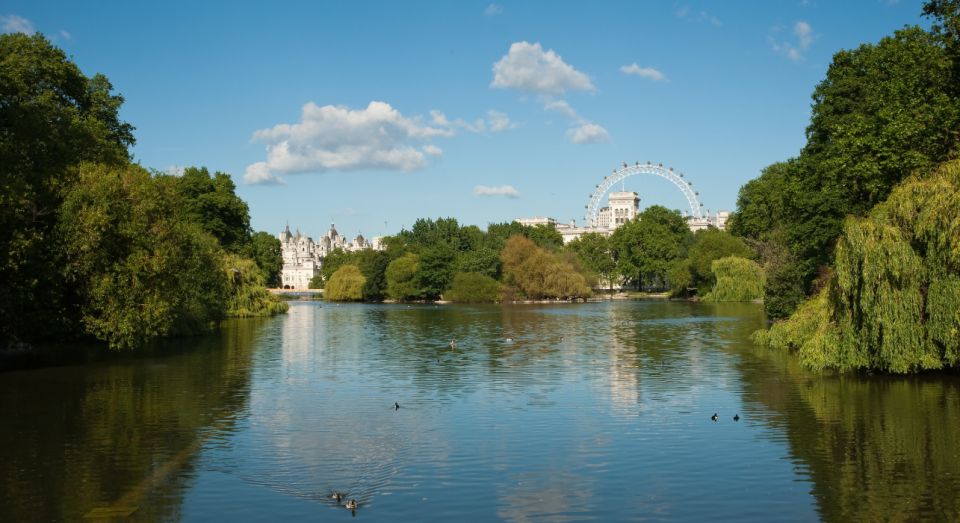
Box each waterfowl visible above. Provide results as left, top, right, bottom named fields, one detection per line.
left=345, top=499, right=358, bottom=510
left=733, top=413, right=740, bottom=422
left=711, top=413, right=718, bottom=422
left=331, top=492, right=343, bottom=502
left=449, top=338, right=458, bottom=349
left=394, top=402, right=400, bottom=410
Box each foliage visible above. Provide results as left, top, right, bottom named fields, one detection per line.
left=444, top=272, right=502, bottom=303
left=701, top=257, right=765, bottom=302
left=245, top=231, right=283, bottom=287
left=320, top=248, right=352, bottom=283
left=680, top=228, right=753, bottom=293
left=0, top=33, right=135, bottom=343
left=386, top=253, right=420, bottom=301
left=171, top=167, right=251, bottom=252
left=486, top=221, right=564, bottom=251
left=500, top=235, right=591, bottom=300
left=356, top=249, right=390, bottom=301
left=455, top=247, right=501, bottom=279
left=733, top=22, right=960, bottom=318
left=308, top=274, right=324, bottom=289
left=609, top=205, right=692, bottom=291
left=325, top=265, right=366, bottom=301
left=222, top=253, right=288, bottom=317
left=566, top=232, right=616, bottom=290
left=59, top=164, right=228, bottom=350
left=415, top=244, right=457, bottom=300
left=756, top=158, right=960, bottom=373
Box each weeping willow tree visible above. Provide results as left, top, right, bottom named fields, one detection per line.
left=755, top=158, right=960, bottom=373
left=701, top=256, right=765, bottom=302
left=223, top=254, right=288, bottom=317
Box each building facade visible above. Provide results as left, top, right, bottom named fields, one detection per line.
left=278, top=223, right=384, bottom=289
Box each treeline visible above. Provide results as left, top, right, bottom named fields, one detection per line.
left=0, top=34, right=286, bottom=351
left=320, top=209, right=764, bottom=304
left=317, top=218, right=593, bottom=302
left=731, top=2, right=960, bottom=372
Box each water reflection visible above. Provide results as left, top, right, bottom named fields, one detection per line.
left=2, top=301, right=958, bottom=521
left=0, top=318, right=266, bottom=521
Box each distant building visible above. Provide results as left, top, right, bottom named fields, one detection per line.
left=278, top=223, right=384, bottom=289
left=516, top=190, right=729, bottom=244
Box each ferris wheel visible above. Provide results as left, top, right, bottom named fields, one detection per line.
left=584, top=161, right=705, bottom=227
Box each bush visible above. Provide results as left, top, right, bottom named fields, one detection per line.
left=325, top=265, right=365, bottom=301
left=444, top=272, right=502, bottom=303
left=223, top=254, right=289, bottom=317
left=702, top=256, right=765, bottom=302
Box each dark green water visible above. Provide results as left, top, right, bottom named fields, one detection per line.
left=1, top=301, right=958, bottom=521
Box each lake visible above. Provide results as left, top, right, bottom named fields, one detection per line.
left=1, top=301, right=958, bottom=521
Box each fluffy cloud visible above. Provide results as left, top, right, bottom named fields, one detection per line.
left=0, top=14, right=34, bottom=34
left=487, top=110, right=516, bottom=132
left=244, top=102, right=516, bottom=184
left=491, top=41, right=594, bottom=95
left=770, top=20, right=815, bottom=62
left=567, top=123, right=611, bottom=144
left=484, top=3, right=503, bottom=16
left=244, top=101, right=453, bottom=184
left=620, top=63, right=667, bottom=82
left=474, top=185, right=520, bottom=198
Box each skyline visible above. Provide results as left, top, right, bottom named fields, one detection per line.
left=3, top=1, right=927, bottom=238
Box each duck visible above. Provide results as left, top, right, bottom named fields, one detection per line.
left=711, top=413, right=718, bottom=422
left=345, top=499, right=358, bottom=510
left=733, top=413, right=740, bottom=422
left=394, top=402, right=400, bottom=410
left=331, top=492, right=344, bottom=502
left=449, top=338, right=458, bottom=349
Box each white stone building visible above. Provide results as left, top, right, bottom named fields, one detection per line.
left=278, top=223, right=384, bottom=289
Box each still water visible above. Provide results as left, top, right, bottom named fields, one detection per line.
left=1, top=301, right=958, bottom=521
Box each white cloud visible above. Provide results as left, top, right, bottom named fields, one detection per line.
left=422, top=144, right=443, bottom=156
left=244, top=162, right=285, bottom=185
left=620, top=63, right=667, bottom=82
left=59, top=29, right=71, bottom=39
left=474, top=185, right=520, bottom=198
left=544, top=99, right=578, bottom=119
left=795, top=21, right=813, bottom=49
left=0, top=14, right=34, bottom=34
left=244, top=101, right=454, bottom=184
left=487, top=110, right=516, bottom=132
left=567, top=123, right=611, bottom=144
left=491, top=41, right=594, bottom=95
left=675, top=6, right=721, bottom=26
left=484, top=3, right=503, bottom=16
left=770, top=20, right=815, bottom=62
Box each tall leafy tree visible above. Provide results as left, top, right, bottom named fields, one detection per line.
left=245, top=231, right=283, bottom=287
left=566, top=233, right=616, bottom=291
left=59, top=164, right=227, bottom=350
left=172, top=167, right=251, bottom=252
left=609, top=206, right=691, bottom=291
left=1, top=33, right=135, bottom=342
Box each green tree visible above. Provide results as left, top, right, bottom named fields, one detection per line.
left=59, top=164, right=227, bottom=350
left=455, top=247, right=501, bottom=278
left=756, top=157, right=960, bottom=373
left=172, top=167, right=251, bottom=252
left=356, top=249, right=390, bottom=301
left=245, top=231, right=283, bottom=287
left=222, top=253, right=288, bottom=316
left=701, top=256, right=765, bottom=302
left=445, top=272, right=502, bottom=303
left=684, top=229, right=753, bottom=293
left=567, top=232, right=616, bottom=291
left=386, top=253, right=420, bottom=301
left=610, top=206, right=692, bottom=291
left=1, top=33, right=135, bottom=343
left=415, top=245, right=456, bottom=300
left=325, top=264, right=366, bottom=301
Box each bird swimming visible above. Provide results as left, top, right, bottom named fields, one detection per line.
left=345, top=499, right=358, bottom=510
left=449, top=338, right=458, bottom=349
left=733, top=413, right=740, bottom=422
left=711, top=413, right=718, bottom=422
left=395, top=402, right=400, bottom=410
left=331, top=492, right=343, bottom=502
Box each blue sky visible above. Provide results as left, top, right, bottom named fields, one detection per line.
left=4, top=1, right=926, bottom=240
